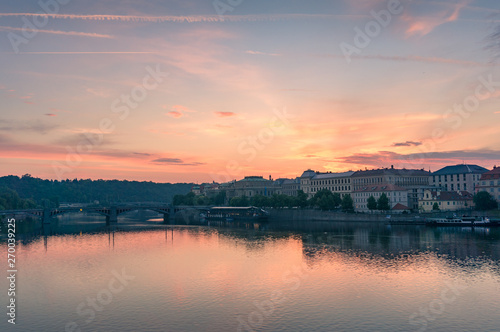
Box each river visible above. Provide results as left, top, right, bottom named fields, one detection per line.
left=1, top=216, right=499, bottom=331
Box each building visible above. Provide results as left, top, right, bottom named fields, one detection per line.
left=429, top=164, right=488, bottom=192
left=277, top=178, right=301, bottom=197
left=419, top=190, right=474, bottom=212
left=476, top=166, right=500, bottom=203
left=225, top=176, right=279, bottom=201
left=353, top=184, right=409, bottom=212
left=351, top=166, right=431, bottom=210
left=299, top=170, right=354, bottom=198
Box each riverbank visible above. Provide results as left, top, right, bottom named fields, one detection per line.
left=268, top=209, right=494, bottom=224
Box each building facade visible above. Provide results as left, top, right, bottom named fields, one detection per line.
left=299, top=170, right=354, bottom=198
left=225, top=176, right=279, bottom=201
left=476, top=166, right=500, bottom=203
left=351, top=166, right=431, bottom=210
left=353, top=184, right=409, bottom=212
left=429, top=164, right=488, bottom=192
left=419, top=190, right=474, bottom=212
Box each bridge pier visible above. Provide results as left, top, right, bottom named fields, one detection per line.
left=42, top=208, right=52, bottom=224
left=163, top=213, right=170, bottom=224
left=106, top=207, right=118, bottom=224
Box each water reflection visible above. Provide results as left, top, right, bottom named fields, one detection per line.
left=1, top=219, right=499, bottom=332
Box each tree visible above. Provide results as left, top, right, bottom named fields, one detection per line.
left=473, top=191, right=498, bottom=211
left=432, top=202, right=440, bottom=211
left=377, top=193, right=390, bottom=211
left=311, top=189, right=339, bottom=210
left=332, top=193, right=342, bottom=207
left=214, top=191, right=226, bottom=206
left=250, top=195, right=270, bottom=207
left=296, top=190, right=308, bottom=208
left=367, top=196, right=377, bottom=210
left=183, top=192, right=196, bottom=206
left=341, top=194, right=354, bottom=212
left=229, top=196, right=249, bottom=207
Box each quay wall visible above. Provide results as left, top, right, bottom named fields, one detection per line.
left=268, top=209, right=491, bottom=223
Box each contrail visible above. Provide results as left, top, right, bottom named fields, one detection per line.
left=15, top=51, right=157, bottom=54
left=0, top=13, right=369, bottom=23
left=324, top=54, right=494, bottom=67
left=0, top=25, right=113, bottom=38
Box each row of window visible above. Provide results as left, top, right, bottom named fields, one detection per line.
left=422, top=201, right=465, bottom=206
left=481, top=180, right=500, bottom=186
left=310, top=186, right=350, bottom=192
left=311, top=178, right=349, bottom=186
left=354, top=192, right=404, bottom=197
left=433, top=174, right=470, bottom=182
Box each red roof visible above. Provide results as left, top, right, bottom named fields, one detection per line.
left=354, top=184, right=407, bottom=192
left=392, top=203, right=410, bottom=210
left=480, top=167, right=500, bottom=180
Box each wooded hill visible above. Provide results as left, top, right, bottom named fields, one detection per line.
left=0, top=174, right=193, bottom=209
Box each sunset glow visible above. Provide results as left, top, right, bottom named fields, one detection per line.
left=1, top=0, right=499, bottom=182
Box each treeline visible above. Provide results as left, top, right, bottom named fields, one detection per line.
left=173, top=189, right=355, bottom=212
left=173, top=191, right=226, bottom=206
left=0, top=187, right=37, bottom=210
left=234, top=190, right=354, bottom=212
left=0, top=174, right=193, bottom=209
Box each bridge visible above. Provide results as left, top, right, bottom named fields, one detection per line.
left=0, top=205, right=211, bottom=224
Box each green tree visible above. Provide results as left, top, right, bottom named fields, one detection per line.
left=229, top=196, right=249, bottom=207
left=377, top=193, right=390, bottom=211
left=296, top=190, right=308, bottom=208
left=432, top=202, right=440, bottom=211
left=311, top=189, right=339, bottom=210
left=214, top=191, right=226, bottom=206
left=173, top=194, right=185, bottom=206
left=473, top=191, right=498, bottom=211
left=183, top=192, right=196, bottom=206
left=250, top=195, right=270, bottom=207
left=332, top=193, right=342, bottom=207
left=367, top=196, right=377, bottom=210
left=341, top=194, right=354, bottom=212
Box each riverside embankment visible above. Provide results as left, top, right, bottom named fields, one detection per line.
left=267, top=209, right=494, bottom=224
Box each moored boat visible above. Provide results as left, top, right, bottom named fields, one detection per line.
left=425, top=216, right=497, bottom=227
left=206, top=206, right=269, bottom=222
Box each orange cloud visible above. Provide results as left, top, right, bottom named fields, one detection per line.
left=167, top=111, right=183, bottom=118
left=402, top=2, right=468, bottom=37
left=214, top=112, right=235, bottom=118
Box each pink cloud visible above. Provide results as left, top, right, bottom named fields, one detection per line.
left=45, top=113, right=57, bottom=117
left=167, top=111, right=183, bottom=118
left=402, top=1, right=468, bottom=37
left=214, top=112, right=236, bottom=118
left=172, top=105, right=195, bottom=113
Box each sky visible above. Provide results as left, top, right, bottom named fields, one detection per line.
left=0, top=0, right=499, bottom=183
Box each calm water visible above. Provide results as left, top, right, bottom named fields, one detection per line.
left=1, top=217, right=500, bottom=332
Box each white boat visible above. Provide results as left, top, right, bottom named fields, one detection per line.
left=426, top=216, right=492, bottom=226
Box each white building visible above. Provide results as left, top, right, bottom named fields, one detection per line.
left=430, top=164, right=488, bottom=192
left=299, top=170, right=354, bottom=198
left=476, top=166, right=500, bottom=203
left=353, top=184, right=409, bottom=212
